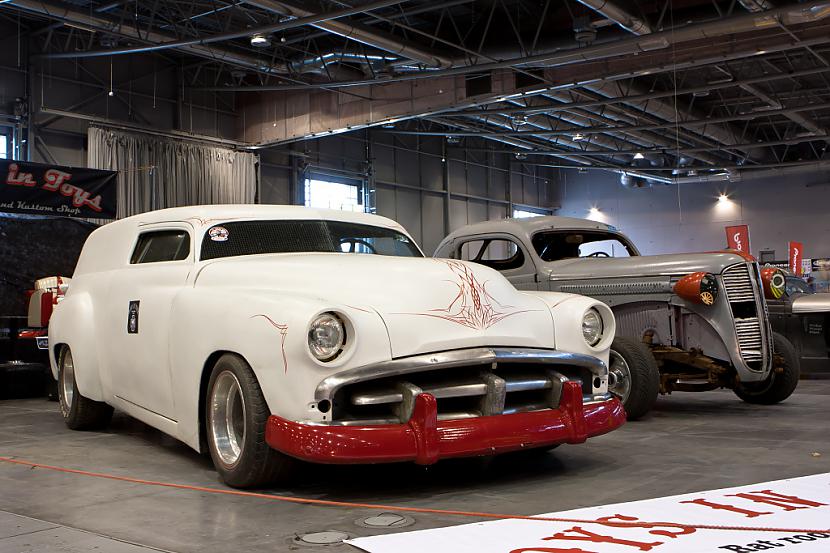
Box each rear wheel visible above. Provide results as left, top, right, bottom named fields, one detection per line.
left=58, top=347, right=113, bottom=430
left=734, top=332, right=800, bottom=405
left=608, top=337, right=660, bottom=420
left=205, top=354, right=293, bottom=488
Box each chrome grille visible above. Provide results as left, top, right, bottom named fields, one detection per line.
left=722, top=263, right=766, bottom=369
left=333, top=364, right=594, bottom=425
left=722, top=263, right=755, bottom=302
left=734, top=317, right=763, bottom=362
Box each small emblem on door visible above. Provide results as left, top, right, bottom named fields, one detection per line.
left=128, top=301, right=140, bottom=334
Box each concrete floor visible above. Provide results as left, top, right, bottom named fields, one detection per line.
left=1, top=382, right=828, bottom=553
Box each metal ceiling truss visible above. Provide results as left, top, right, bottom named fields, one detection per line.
left=2, top=0, right=829, bottom=182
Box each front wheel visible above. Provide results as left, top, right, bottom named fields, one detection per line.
left=205, top=354, right=293, bottom=488
left=608, top=337, right=660, bottom=420
left=734, top=332, right=800, bottom=405
left=58, top=347, right=113, bottom=430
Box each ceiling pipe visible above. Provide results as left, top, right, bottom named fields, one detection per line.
left=194, top=0, right=830, bottom=91
left=738, top=0, right=775, bottom=12
left=244, top=0, right=453, bottom=68
left=4, top=0, right=300, bottom=75
left=574, top=0, right=652, bottom=34
left=34, top=0, right=409, bottom=59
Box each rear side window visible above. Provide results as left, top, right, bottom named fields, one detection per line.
left=130, top=231, right=190, bottom=264
left=458, top=238, right=525, bottom=271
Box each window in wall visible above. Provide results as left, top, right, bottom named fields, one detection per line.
left=513, top=208, right=545, bottom=218
left=304, top=177, right=364, bottom=212
left=0, top=129, right=9, bottom=160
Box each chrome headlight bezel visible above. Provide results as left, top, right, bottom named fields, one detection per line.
left=308, top=312, right=346, bottom=362
left=582, top=307, right=604, bottom=347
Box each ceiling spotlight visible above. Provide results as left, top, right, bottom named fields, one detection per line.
left=633, top=152, right=645, bottom=160
left=515, top=153, right=528, bottom=160
left=718, top=193, right=729, bottom=203
left=573, top=133, right=585, bottom=141
left=589, top=206, right=600, bottom=215
left=514, top=115, right=529, bottom=126
left=250, top=33, right=271, bottom=47
left=446, top=135, right=461, bottom=145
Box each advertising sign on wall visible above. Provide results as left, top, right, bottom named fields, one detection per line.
left=1, top=160, right=117, bottom=219
left=789, top=241, right=804, bottom=276
left=725, top=225, right=750, bottom=253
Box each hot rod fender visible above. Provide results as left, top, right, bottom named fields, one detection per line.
left=167, top=288, right=394, bottom=452
left=521, top=291, right=615, bottom=368
left=48, top=289, right=106, bottom=402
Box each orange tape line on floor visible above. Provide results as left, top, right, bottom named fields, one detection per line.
left=1, top=455, right=828, bottom=535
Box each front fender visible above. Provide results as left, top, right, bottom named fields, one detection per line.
left=168, top=288, right=393, bottom=451
left=522, top=291, right=615, bottom=368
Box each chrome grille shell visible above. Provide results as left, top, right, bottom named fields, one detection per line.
left=720, top=263, right=772, bottom=371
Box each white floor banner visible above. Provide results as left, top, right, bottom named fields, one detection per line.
left=347, top=473, right=830, bottom=553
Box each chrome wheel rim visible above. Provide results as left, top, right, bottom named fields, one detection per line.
left=60, top=350, right=75, bottom=416
left=608, top=350, right=632, bottom=403
left=209, top=371, right=246, bottom=467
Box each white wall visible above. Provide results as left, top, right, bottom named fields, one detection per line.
left=554, top=169, right=830, bottom=260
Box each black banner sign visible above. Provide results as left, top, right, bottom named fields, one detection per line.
left=1, top=159, right=117, bottom=219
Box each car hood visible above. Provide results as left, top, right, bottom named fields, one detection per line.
left=792, top=293, right=830, bottom=314
left=542, top=251, right=749, bottom=280
left=195, top=253, right=556, bottom=358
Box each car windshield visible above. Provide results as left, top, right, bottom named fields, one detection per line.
left=200, top=219, right=422, bottom=261
left=532, top=230, right=637, bottom=261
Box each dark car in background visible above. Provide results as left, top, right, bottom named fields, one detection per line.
left=767, top=273, right=830, bottom=378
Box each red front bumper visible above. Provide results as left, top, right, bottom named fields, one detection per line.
left=265, top=381, right=626, bottom=465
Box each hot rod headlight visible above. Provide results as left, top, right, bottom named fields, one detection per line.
left=308, top=312, right=345, bottom=361
left=760, top=267, right=786, bottom=300
left=582, top=308, right=604, bottom=346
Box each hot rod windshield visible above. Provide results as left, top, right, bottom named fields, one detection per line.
left=200, top=220, right=423, bottom=261
left=532, top=230, right=638, bottom=261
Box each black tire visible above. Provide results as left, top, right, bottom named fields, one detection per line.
left=58, top=347, right=113, bottom=430
left=205, top=354, right=293, bottom=488
left=734, top=332, right=800, bottom=405
left=609, top=337, right=660, bottom=420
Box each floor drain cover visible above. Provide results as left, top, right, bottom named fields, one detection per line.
left=357, top=512, right=415, bottom=529
left=295, top=531, right=350, bottom=545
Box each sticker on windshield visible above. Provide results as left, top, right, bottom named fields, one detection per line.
left=208, top=226, right=229, bottom=242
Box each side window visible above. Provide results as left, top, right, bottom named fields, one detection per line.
left=130, top=231, right=191, bottom=264
left=458, top=238, right=525, bottom=271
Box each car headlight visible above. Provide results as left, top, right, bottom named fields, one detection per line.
left=674, top=272, right=719, bottom=306
left=760, top=267, right=786, bottom=300
left=308, top=312, right=345, bottom=362
left=582, top=308, right=603, bottom=346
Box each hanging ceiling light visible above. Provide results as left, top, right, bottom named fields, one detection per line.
left=633, top=152, right=645, bottom=160
left=250, top=33, right=271, bottom=47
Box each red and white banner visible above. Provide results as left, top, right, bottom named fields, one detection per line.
left=348, top=473, right=830, bottom=553
left=789, top=242, right=804, bottom=276
left=725, top=225, right=750, bottom=253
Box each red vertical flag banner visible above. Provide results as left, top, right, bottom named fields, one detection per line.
left=725, top=225, right=750, bottom=253
left=789, top=241, right=804, bottom=275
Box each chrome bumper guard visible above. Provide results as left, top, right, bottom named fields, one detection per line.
left=315, top=348, right=610, bottom=426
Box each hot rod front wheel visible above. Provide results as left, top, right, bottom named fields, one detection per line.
left=734, top=332, right=800, bottom=405
left=609, top=337, right=660, bottom=420
left=205, top=354, right=293, bottom=488
left=58, top=347, right=113, bottom=430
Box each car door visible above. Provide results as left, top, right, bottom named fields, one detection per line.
left=104, top=224, right=193, bottom=420
left=453, top=234, right=539, bottom=290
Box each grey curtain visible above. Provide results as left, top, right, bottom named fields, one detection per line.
left=87, top=126, right=257, bottom=219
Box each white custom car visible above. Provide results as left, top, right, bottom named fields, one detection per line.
left=50, top=206, right=625, bottom=488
